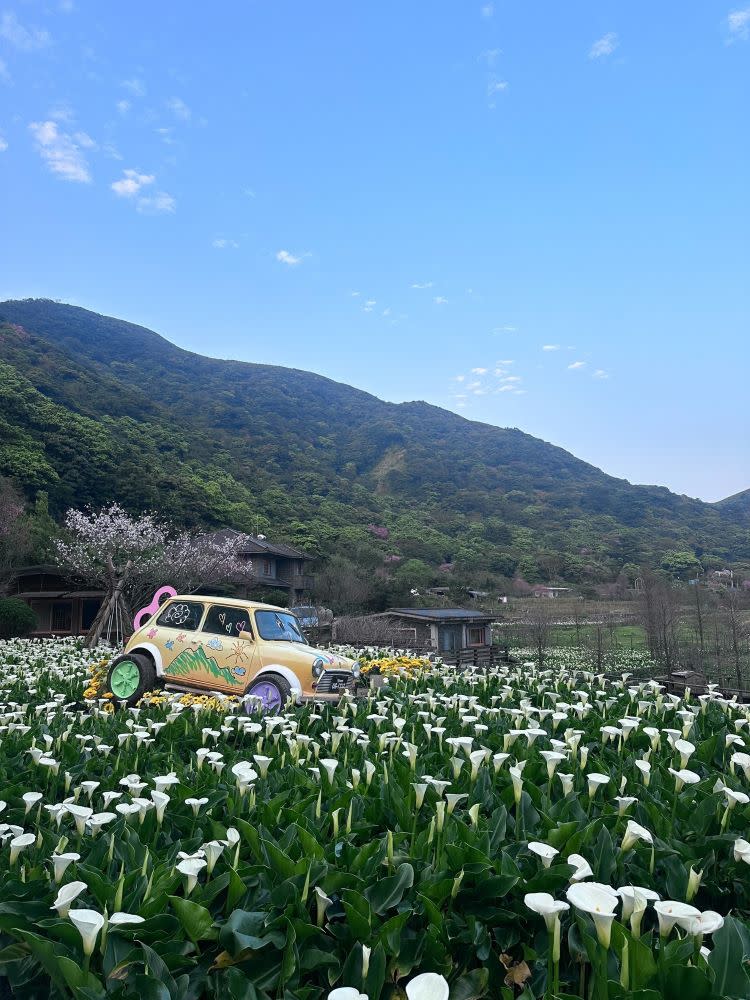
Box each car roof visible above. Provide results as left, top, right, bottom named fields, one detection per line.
left=168, top=595, right=292, bottom=613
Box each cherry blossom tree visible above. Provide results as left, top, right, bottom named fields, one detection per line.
left=130, top=530, right=257, bottom=610
left=54, top=504, right=255, bottom=647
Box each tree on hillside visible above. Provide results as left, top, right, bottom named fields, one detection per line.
left=54, top=504, right=256, bottom=647
left=0, top=478, right=31, bottom=595
left=661, top=550, right=702, bottom=580
left=313, top=555, right=377, bottom=614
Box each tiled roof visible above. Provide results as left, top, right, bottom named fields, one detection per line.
left=386, top=608, right=494, bottom=622
left=208, top=529, right=312, bottom=560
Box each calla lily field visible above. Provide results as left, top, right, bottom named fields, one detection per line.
left=1, top=637, right=750, bottom=1000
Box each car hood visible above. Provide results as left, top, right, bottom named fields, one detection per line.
left=263, top=642, right=355, bottom=671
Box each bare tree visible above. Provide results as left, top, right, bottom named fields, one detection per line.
left=313, top=558, right=375, bottom=614
left=639, top=571, right=681, bottom=678
left=571, top=601, right=586, bottom=647
left=332, top=614, right=404, bottom=647
left=722, top=589, right=749, bottom=691
left=584, top=611, right=616, bottom=672
left=525, top=599, right=553, bottom=665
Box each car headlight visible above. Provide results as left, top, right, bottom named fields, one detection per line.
left=351, top=660, right=361, bottom=679
left=312, top=657, right=325, bottom=678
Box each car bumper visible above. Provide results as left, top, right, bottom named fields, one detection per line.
left=301, top=669, right=363, bottom=701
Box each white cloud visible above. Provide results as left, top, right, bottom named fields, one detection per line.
left=212, top=238, right=239, bottom=249
left=496, top=358, right=514, bottom=365
left=276, top=249, right=301, bottom=265
left=29, top=120, right=91, bottom=182
left=0, top=135, right=7, bottom=152
left=122, top=77, right=146, bottom=97
left=110, top=168, right=174, bottom=214
left=481, top=3, right=494, bottom=17
left=589, top=32, right=618, bottom=59
left=166, top=96, right=191, bottom=121
left=116, top=99, right=131, bottom=115
left=568, top=360, right=586, bottom=370
left=73, top=131, right=97, bottom=149
left=494, top=324, right=517, bottom=333
left=0, top=12, right=51, bottom=51
left=434, top=296, right=448, bottom=305
left=487, top=78, right=508, bottom=96
left=455, top=375, right=466, bottom=382
left=111, top=168, right=154, bottom=197
left=363, top=299, right=376, bottom=312
left=48, top=103, right=76, bottom=124
left=155, top=127, right=175, bottom=145
left=496, top=384, right=516, bottom=393
left=382, top=307, right=391, bottom=317
left=728, top=7, right=750, bottom=38
left=471, top=367, right=488, bottom=375
left=593, top=369, right=609, bottom=379
left=501, top=375, right=522, bottom=383
left=542, top=344, right=560, bottom=351
left=0, top=57, right=9, bottom=82
left=411, top=281, right=433, bottom=289
left=136, top=191, right=176, bottom=215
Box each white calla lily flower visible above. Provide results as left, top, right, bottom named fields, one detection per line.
left=566, top=882, right=618, bottom=947
left=69, top=908, right=105, bottom=956
left=51, top=880, right=87, bottom=917
left=653, top=900, right=701, bottom=938
left=405, top=973, right=450, bottom=1000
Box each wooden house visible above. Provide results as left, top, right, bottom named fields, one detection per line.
left=11, top=566, right=104, bottom=637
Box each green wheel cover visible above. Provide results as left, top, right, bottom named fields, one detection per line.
left=110, top=660, right=141, bottom=699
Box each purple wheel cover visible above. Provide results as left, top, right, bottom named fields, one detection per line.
left=246, top=679, right=283, bottom=713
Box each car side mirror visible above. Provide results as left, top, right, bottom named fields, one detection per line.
left=239, top=630, right=254, bottom=641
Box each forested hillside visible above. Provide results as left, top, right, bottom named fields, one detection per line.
left=715, top=490, right=750, bottom=525
left=0, top=298, right=747, bottom=603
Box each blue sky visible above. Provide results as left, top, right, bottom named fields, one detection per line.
left=1, top=1, right=748, bottom=503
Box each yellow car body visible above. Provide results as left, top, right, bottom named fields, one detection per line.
left=111, top=595, right=357, bottom=707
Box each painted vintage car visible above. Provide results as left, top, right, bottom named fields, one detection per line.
left=105, top=596, right=359, bottom=709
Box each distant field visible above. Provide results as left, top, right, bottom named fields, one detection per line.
left=548, top=623, right=647, bottom=649
left=496, top=622, right=648, bottom=651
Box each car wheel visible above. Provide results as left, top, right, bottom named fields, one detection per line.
left=106, top=653, right=157, bottom=706
left=244, top=673, right=292, bottom=713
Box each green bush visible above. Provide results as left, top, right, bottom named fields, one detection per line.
left=0, top=597, right=38, bottom=639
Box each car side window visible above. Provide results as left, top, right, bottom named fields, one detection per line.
left=202, top=605, right=253, bottom=638
left=156, top=601, right=205, bottom=631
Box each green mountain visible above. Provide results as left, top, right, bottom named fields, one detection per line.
left=0, top=298, right=747, bottom=601
left=715, top=490, right=750, bottom=525
left=164, top=645, right=241, bottom=686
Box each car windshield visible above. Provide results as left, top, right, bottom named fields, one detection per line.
left=255, top=611, right=306, bottom=643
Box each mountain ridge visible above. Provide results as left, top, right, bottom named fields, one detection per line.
left=0, top=298, right=747, bottom=598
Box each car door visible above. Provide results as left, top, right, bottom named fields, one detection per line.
left=194, top=604, right=259, bottom=692
left=155, top=599, right=208, bottom=677
left=161, top=603, right=257, bottom=693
